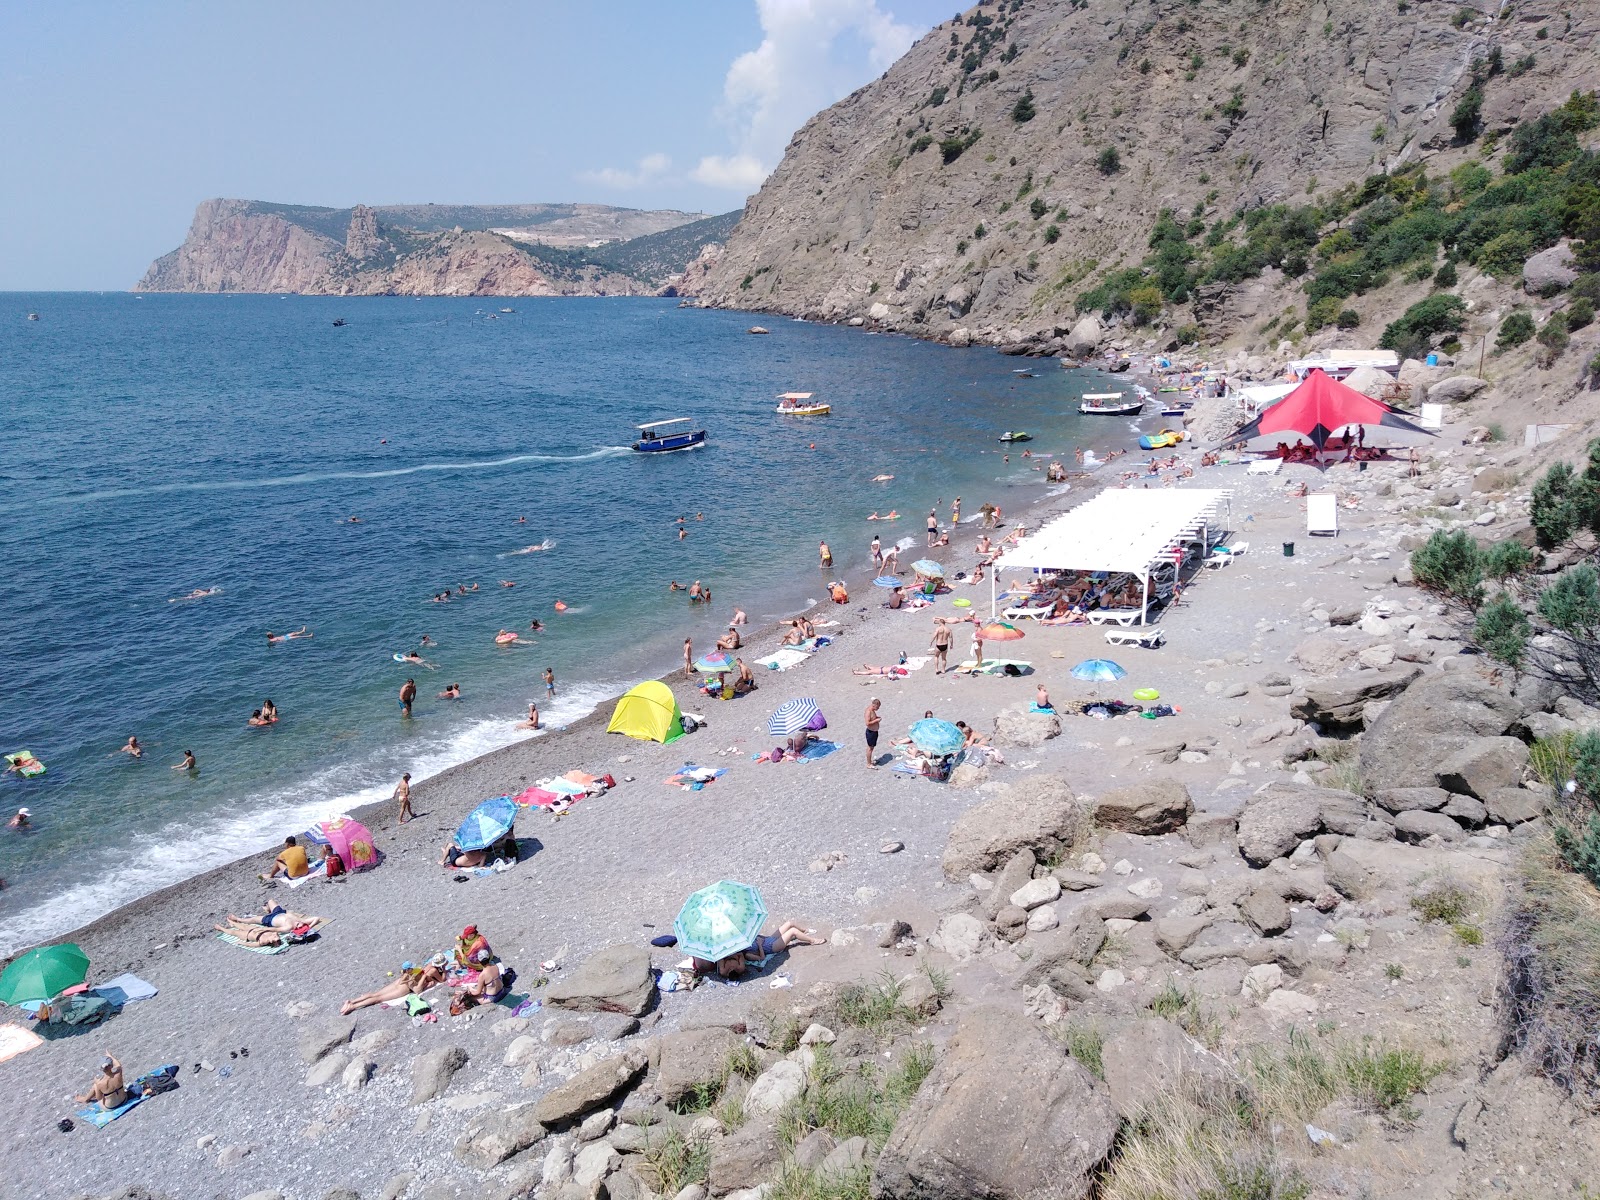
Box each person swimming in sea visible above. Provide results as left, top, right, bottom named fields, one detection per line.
left=528, top=618, right=545, bottom=632
left=169, top=586, right=221, bottom=603
left=399, top=650, right=435, bottom=668
left=266, top=625, right=311, bottom=644
left=438, top=683, right=461, bottom=699
left=119, top=735, right=143, bottom=759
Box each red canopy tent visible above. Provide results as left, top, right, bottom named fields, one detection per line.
left=1220, top=368, right=1435, bottom=453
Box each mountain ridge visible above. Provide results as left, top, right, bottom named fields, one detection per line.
left=138, top=200, right=738, bottom=296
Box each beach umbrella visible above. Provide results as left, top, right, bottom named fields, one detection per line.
left=304, top=815, right=379, bottom=872
left=694, top=651, right=734, bottom=673
left=908, top=717, right=964, bottom=756
left=1071, top=658, right=1127, bottom=682
left=873, top=576, right=906, bottom=589
left=768, top=697, right=824, bottom=736
left=0, top=943, right=90, bottom=1005
left=978, top=621, right=1025, bottom=641
left=454, top=795, right=517, bottom=851
left=911, top=560, right=945, bottom=577
left=674, top=880, right=768, bottom=962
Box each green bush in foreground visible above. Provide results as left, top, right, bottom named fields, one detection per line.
left=1498, top=310, right=1537, bottom=348
left=1410, top=529, right=1486, bottom=609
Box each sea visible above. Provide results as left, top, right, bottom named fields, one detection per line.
left=0, top=293, right=1141, bottom=954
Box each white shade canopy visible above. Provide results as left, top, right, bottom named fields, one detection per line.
left=1003, top=488, right=1233, bottom=576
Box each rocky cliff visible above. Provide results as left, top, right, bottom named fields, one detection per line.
left=138, top=200, right=738, bottom=296
left=690, top=0, right=1600, bottom=347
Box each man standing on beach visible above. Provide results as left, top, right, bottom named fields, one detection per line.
left=399, top=678, right=417, bottom=718
left=931, top=618, right=952, bottom=674
left=393, top=772, right=414, bottom=824
left=926, top=510, right=939, bottom=546
left=864, top=698, right=881, bottom=768
left=683, top=637, right=694, bottom=678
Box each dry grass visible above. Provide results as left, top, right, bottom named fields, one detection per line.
left=1499, top=835, right=1600, bottom=1102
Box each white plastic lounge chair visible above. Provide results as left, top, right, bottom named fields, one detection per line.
left=1204, top=551, right=1233, bottom=569
left=1247, top=458, right=1283, bottom=475
left=1307, top=493, right=1339, bottom=537
left=1003, top=600, right=1054, bottom=621
left=1087, top=608, right=1143, bottom=627
left=1420, top=403, right=1443, bottom=430
left=1104, top=627, right=1165, bottom=649
left=1224, top=541, right=1249, bottom=556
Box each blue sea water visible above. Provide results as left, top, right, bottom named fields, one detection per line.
left=0, top=294, right=1132, bottom=953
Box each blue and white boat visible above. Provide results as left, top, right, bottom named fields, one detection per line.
left=632, top=417, right=708, bottom=454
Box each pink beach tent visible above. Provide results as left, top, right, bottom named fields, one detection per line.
left=306, top=816, right=380, bottom=872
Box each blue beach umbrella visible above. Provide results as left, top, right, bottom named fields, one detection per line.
left=911, top=560, right=945, bottom=577
left=768, top=697, right=824, bottom=736
left=454, top=795, right=516, bottom=851
left=674, top=880, right=768, bottom=962
left=873, top=576, right=906, bottom=589
left=1071, top=658, right=1128, bottom=682
left=908, top=718, right=964, bottom=756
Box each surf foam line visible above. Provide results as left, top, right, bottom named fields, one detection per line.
left=11, top=447, right=633, bottom=512
left=0, top=682, right=618, bottom=958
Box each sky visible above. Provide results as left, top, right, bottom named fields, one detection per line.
left=0, top=0, right=956, bottom=291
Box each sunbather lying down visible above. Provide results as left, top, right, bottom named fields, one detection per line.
left=853, top=664, right=909, bottom=677
left=225, top=903, right=323, bottom=931
left=213, top=921, right=282, bottom=947
left=341, top=957, right=448, bottom=1014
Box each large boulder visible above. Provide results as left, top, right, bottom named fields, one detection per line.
left=941, top=775, right=1089, bottom=878
left=650, top=1028, right=743, bottom=1107
left=1291, top=667, right=1421, bottom=732
left=1016, top=911, right=1107, bottom=988
left=1428, top=376, right=1490, bottom=404
left=1485, top=786, right=1545, bottom=825
left=1523, top=241, right=1578, bottom=293
left=1436, top=736, right=1530, bottom=799
left=546, top=945, right=656, bottom=1017
left=1375, top=787, right=1450, bottom=814
left=534, top=1050, right=648, bottom=1126
left=453, top=1105, right=548, bottom=1169
left=1358, top=673, right=1521, bottom=793
left=1393, top=810, right=1466, bottom=844
left=1236, top=790, right=1322, bottom=866
left=1092, top=780, right=1194, bottom=835
left=1343, top=364, right=1396, bottom=399
left=992, top=707, right=1062, bottom=748
left=1099, top=1018, right=1234, bottom=1121
left=871, top=1008, right=1118, bottom=1200
left=709, top=1120, right=783, bottom=1195
left=1066, top=314, right=1104, bottom=356
left=928, top=912, right=990, bottom=963
left=410, top=1046, right=469, bottom=1105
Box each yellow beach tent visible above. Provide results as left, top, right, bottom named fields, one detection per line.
left=606, top=680, right=685, bottom=743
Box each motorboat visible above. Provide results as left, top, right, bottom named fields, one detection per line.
left=332, top=318, right=347, bottom=327
left=775, top=392, right=831, bottom=416
left=1012, top=368, right=1037, bottom=377
left=1160, top=403, right=1193, bottom=417
left=499, top=307, right=515, bottom=313
left=997, top=431, right=1034, bottom=443
left=1079, top=392, right=1143, bottom=415
left=633, top=418, right=708, bottom=454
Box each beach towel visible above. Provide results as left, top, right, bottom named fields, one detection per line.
left=955, top=658, right=1033, bottom=676
left=217, top=932, right=290, bottom=955
left=1246, top=458, right=1283, bottom=475
left=665, top=765, right=726, bottom=790
left=756, top=648, right=811, bottom=672
left=797, top=740, right=838, bottom=762
left=540, top=777, right=589, bottom=796
left=469, top=859, right=518, bottom=878
left=89, top=974, right=157, bottom=1005
left=561, top=770, right=603, bottom=787
left=77, top=1093, right=149, bottom=1128
left=512, top=785, right=562, bottom=808
left=276, top=860, right=327, bottom=888
left=0, top=1024, right=43, bottom=1064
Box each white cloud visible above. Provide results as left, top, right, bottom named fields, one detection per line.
left=577, top=152, right=673, bottom=190
left=695, top=0, right=926, bottom=193
left=689, top=154, right=771, bottom=191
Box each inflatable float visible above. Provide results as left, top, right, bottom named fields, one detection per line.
left=5, top=750, right=44, bottom=778
left=1137, top=429, right=1190, bottom=451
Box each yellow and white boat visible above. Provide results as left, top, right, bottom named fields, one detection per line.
left=775, top=391, right=831, bottom=416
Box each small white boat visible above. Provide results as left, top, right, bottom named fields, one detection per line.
left=499, top=307, right=515, bottom=314
left=1079, top=391, right=1144, bottom=416
left=775, top=391, right=831, bottom=416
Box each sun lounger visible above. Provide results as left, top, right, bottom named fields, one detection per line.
left=1307, top=493, right=1339, bottom=537
left=1104, top=627, right=1166, bottom=649
left=1204, top=551, right=1233, bottom=569
left=1002, top=601, right=1054, bottom=621
left=1087, top=608, right=1144, bottom=627
left=1247, top=458, right=1283, bottom=475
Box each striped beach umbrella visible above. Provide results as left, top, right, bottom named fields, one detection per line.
left=873, top=576, right=906, bottom=589
left=674, top=880, right=768, bottom=962
left=908, top=718, right=964, bottom=756
left=694, top=651, right=734, bottom=673
left=768, top=697, right=823, bottom=736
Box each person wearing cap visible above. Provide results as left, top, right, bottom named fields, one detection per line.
left=75, top=1055, right=127, bottom=1111
left=339, top=959, right=445, bottom=1015
left=8, top=808, right=29, bottom=829
left=454, top=926, right=493, bottom=969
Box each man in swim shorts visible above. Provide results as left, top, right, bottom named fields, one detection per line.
left=399, top=678, right=416, bottom=717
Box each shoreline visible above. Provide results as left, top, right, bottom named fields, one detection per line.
left=19, top=360, right=1155, bottom=963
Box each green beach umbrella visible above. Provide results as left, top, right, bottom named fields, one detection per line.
left=673, top=880, right=768, bottom=962
left=0, top=942, right=91, bottom=1005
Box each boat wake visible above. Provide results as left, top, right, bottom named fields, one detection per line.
left=13, top=448, right=633, bottom=512
left=500, top=539, right=557, bottom=557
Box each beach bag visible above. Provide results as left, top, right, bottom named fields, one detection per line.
left=139, top=1065, right=180, bottom=1095
left=600, top=774, right=616, bottom=789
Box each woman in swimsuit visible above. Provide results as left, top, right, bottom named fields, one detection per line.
left=744, top=922, right=826, bottom=961
left=340, top=962, right=446, bottom=1015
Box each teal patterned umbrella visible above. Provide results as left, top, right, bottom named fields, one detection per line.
left=673, top=880, right=768, bottom=962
